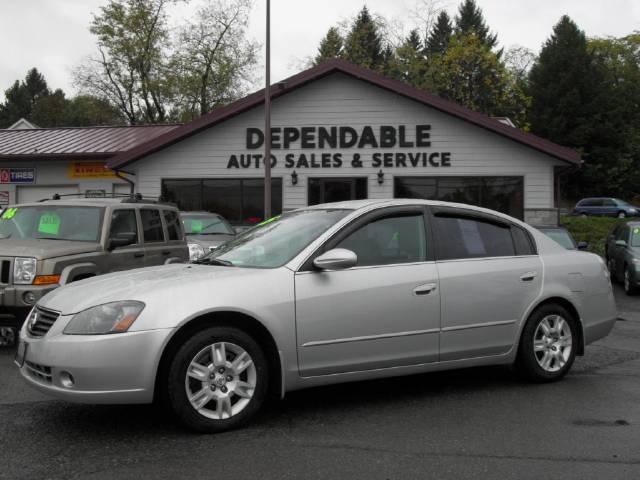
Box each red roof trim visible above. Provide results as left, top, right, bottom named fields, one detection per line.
left=107, top=59, right=582, bottom=169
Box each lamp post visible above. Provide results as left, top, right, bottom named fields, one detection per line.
left=263, top=0, right=272, bottom=219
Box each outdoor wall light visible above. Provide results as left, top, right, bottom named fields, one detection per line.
left=377, top=169, right=384, bottom=185
left=291, top=170, right=298, bottom=185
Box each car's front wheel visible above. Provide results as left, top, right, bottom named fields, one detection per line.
left=624, top=267, right=637, bottom=295
left=165, top=326, right=268, bottom=432
left=516, top=304, right=577, bottom=382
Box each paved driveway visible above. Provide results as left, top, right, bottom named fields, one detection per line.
left=0, top=285, right=638, bottom=480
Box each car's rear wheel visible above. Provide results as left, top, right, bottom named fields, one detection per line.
left=618, top=211, right=627, bottom=218
left=516, top=304, right=577, bottom=382
left=624, top=267, right=637, bottom=295
left=165, top=326, right=268, bottom=432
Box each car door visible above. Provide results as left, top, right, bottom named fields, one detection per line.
left=294, top=206, right=440, bottom=377
left=161, top=209, right=189, bottom=263
left=431, top=207, right=543, bottom=361
left=602, top=199, right=617, bottom=216
left=139, top=208, right=167, bottom=266
left=611, top=225, right=629, bottom=281
left=106, top=208, right=145, bottom=272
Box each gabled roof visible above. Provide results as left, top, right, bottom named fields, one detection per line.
left=0, top=124, right=180, bottom=160
left=107, top=59, right=581, bottom=169
left=8, top=118, right=39, bottom=130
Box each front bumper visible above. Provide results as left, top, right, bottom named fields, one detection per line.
left=17, top=322, right=174, bottom=404
left=1, top=284, right=58, bottom=309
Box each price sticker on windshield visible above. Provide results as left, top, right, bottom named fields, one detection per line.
left=38, top=212, right=61, bottom=235
left=1, top=207, right=17, bottom=219
left=634, top=227, right=640, bottom=235
left=191, top=220, right=204, bottom=233
left=257, top=215, right=280, bottom=227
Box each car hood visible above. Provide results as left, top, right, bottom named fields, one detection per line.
left=39, top=263, right=267, bottom=315
left=186, top=234, right=234, bottom=248
left=0, top=238, right=101, bottom=259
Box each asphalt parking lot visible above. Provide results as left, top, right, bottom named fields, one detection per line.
left=1, top=285, right=639, bottom=480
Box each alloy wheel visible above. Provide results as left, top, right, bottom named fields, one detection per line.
left=625, top=268, right=631, bottom=293
left=533, top=314, right=572, bottom=373
left=184, top=341, right=256, bottom=420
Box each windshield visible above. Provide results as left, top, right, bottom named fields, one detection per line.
left=203, top=209, right=350, bottom=268
left=182, top=214, right=235, bottom=235
left=0, top=206, right=104, bottom=242
left=631, top=226, right=640, bottom=247
left=542, top=229, right=575, bottom=250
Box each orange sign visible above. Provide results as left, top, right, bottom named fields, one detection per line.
left=69, top=162, right=116, bottom=179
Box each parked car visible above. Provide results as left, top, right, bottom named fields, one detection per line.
left=574, top=198, right=639, bottom=218
left=15, top=199, right=616, bottom=432
left=0, top=196, right=188, bottom=344
left=605, top=221, right=640, bottom=295
left=537, top=226, right=588, bottom=250
left=181, top=211, right=236, bottom=261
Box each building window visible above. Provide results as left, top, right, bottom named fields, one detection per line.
left=308, top=177, right=368, bottom=205
left=161, top=178, right=282, bottom=225
left=395, top=176, right=524, bottom=219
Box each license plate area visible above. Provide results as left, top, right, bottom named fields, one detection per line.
left=14, top=340, right=27, bottom=367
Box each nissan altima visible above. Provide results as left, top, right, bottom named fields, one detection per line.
left=15, top=200, right=617, bottom=432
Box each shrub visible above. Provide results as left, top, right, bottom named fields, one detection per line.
left=560, top=216, right=630, bottom=257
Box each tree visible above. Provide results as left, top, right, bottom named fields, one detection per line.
left=65, top=95, right=124, bottom=126
left=75, top=0, right=175, bottom=124
left=425, top=11, right=452, bottom=56
left=172, top=0, right=259, bottom=121
left=31, top=89, right=68, bottom=127
left=342, top=6, right=386, bottom=71
left=393, top=30, right=427, bottom=85
left=0, top=68, right=50, bottom=127
left=454, top=0, right=497, bottom=50
left=315, top=27, right=344, bottom=65
left=426, top=34, right=527, bottom=123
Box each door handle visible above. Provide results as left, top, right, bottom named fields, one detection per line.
left=520, top=271, right=537, bottom=282
left=161, top=250, right=171, bottom=255
left=413, top=283, right=437, bottom=295
left=134, top=252, right=145, bottom=258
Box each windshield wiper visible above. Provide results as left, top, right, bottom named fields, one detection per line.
left=193, top=257, right=234, bottom=266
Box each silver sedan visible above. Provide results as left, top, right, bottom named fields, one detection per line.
left=16, top=199, right=617, bottom=432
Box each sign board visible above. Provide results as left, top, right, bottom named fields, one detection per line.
left=85, top=189, right=106, bottom=198
left=0, top=168, right=36, bottom=184
left=69, top=162, right=116, bottom=179
left=0, top=191, right=9, bottom=206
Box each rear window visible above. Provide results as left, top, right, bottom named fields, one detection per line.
left=163, top=210, right=183, bottom=241
left=140, top=209, right=164, bottom=243
left=435, top=216, right=515, bottom=260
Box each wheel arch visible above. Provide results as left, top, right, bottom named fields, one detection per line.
left=523, top=296, right=585, bottom=356
left=154, top=310, right=283, bottom=403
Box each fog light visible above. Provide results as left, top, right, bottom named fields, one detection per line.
left=23, top=291, right=36, bottom=305
left=60, top=371, right=75, bottom=388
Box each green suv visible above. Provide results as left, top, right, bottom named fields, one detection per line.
left=0, top=196, right=188, bottom=344
left=605, top=221, right=640, bottom=295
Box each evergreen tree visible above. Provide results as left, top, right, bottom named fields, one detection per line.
left=394, top=31, right=427, bottom=86
left=425, top=11, right=452, bottom=56
left=454, top=0, right=497, bottom=50
left=0, top=68, right=50, bottom=127
left=405, top=29, right=422, bottom=51
left=342, top=6, right=385, bottom=71
left=314, top=27, right=344, bottom=65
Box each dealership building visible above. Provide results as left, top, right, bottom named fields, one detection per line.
left=1, top=60, right=581, bottom=225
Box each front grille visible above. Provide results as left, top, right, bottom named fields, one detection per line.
left=25, top=361, right=52, bottom=383
left=27, top=307, right=60, bottom=337
left=0, top=259, right=10, bottom=284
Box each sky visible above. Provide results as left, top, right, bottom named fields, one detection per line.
left=1, top=0, right=639, bottom=101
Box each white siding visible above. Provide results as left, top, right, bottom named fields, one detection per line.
left=132, top=72, right=565, bottom=210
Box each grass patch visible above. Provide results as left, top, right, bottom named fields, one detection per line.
left=560, top=216, right=630, bottom=257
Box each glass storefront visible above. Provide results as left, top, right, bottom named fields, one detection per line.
left=308, top=177, right=368, bottom=205
left=395, top=176, right=524, bottom=219
left=161, top=178, right=282, bottom=225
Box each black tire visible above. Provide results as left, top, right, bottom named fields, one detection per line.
left=516, top=303, right=577, bottom=383
left=165, top=326, right=268, bottom=433
left=624, top=266, right=637, bottom=295
left=618, top=211, right=627, bottom=219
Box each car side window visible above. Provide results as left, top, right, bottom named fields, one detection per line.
left=603, top=199, right=616, bottom=207
left=435, top=215, right=515, bottom=260
left=511, top=226, right=536, bottom=255
left=109, top=209, right=138, bottom=243
left=335, top=214, right=427, bottom=267
left=615, top=226, right=627, bottom=241
left=163, top=210, right=183, bottom=241
left=140, top=209, right=165, bottom=243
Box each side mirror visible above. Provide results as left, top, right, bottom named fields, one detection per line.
left=577, top=241, right=588, bottom=250
left=313, top=248, right=357, bottom=271
left=615, top=239, right=627, bottom=247
left=108, top=231, right=137, bottom=250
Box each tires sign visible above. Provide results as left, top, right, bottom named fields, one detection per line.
left=0, top=168, right=36, bottom=184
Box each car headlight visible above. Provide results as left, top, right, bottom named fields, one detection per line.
left=188, top=243, right=206, bottom=261
left=633, top=258, right=640, bottom=265
left=63, top=301, right=145, bottom=335
left=13, top=257, right=37, bottom=285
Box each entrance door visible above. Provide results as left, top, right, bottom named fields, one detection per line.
left=295, top=206, right=440, bottom=376
left=308, top=177, right=367, bottom=205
